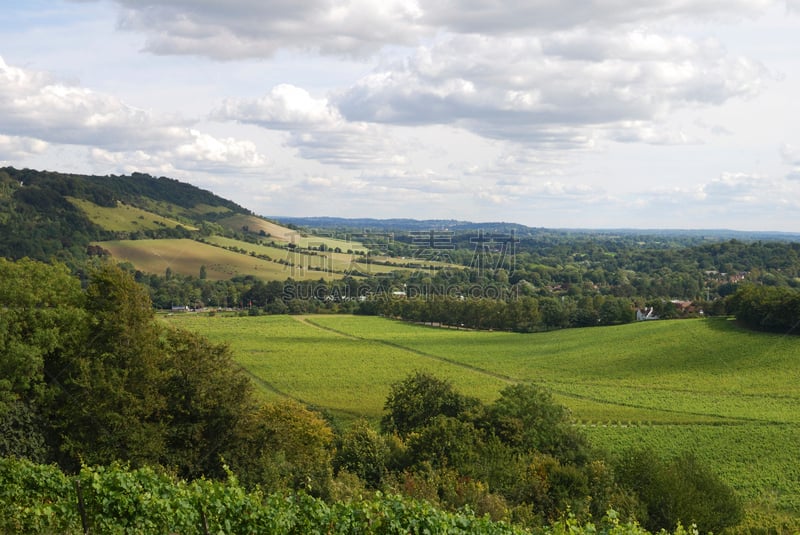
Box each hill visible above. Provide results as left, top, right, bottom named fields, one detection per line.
left=165, top=313, right=800, bottom=531
left=0, top=166, right=248, bottom=261
left=5, top=166, right=800, bottom=300
left=0, top=167, right=448, bottom=280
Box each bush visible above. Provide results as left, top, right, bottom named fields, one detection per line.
left=615, top=448, right=743, bottom=533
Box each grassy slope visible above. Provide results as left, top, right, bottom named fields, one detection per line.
left=218, top=213, right=368, bottom=252
left=74, top=198, right=444, bottom=280
left=98, top=239, right=324, bottom=281
left=68, top=197, right=199, bottom=232
left=164, top=314, right=800, bottom=526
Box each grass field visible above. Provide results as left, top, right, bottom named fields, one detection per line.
left=69, top=197, right=198, bottom=232
left=162, top=313, right=800, bottom=526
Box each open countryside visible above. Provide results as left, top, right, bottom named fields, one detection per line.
left=164, top=312, right=800, bottom=528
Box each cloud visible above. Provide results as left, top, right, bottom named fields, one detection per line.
left=93, top=0, right=778, bottom=60
left=606, top=121, right=700, bottom=145
left=0, top=56, right=190, bottom=150
left=0, top=135, right=48, bottom=159
left=638, top=171, right=800, bottom=211
left=89, top=132, right=265, bottom=174
left=423, top=0, right=774, bottom=33
left=0, top=55, right=267, bottom=173
left=213, top=84, right=341, bottom=129
left=113, top=0, right=426, bottom=59
left=780, top=142, right=800, bottom=165
left=780, top=143, right=800, bottom=180
left=214, top=84, right=409, bottom=168
left=335, top=31, right=768, bottom=147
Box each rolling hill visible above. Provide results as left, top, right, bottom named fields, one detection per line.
left=0, top=167, right=445, bottom=280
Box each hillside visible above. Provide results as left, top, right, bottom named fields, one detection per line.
left=5, top=166, right=800, bottom=302
left=166, top=313, right=800, bottom=531
left=0, top=166, right=247, bottom=260
left=0, top=167, right=452, bottom=281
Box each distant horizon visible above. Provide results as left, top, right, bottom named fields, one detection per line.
left=272, top=215, right=800, bottom=237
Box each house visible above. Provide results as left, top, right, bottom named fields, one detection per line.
left=636, top=307, right=659, bottom=321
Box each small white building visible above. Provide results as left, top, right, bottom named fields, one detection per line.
left=636, top=307, right=659, bottom=321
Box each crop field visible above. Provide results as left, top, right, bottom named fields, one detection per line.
left=98, top=238, right=328, bottom=281
left=205, top=235, right=454, bottom=276
left=163, top=313, right=800, bottom=525
left=217, top=214, right=368, bottom=252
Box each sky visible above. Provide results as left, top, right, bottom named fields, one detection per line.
left=2, top=1, right=800, bottom=231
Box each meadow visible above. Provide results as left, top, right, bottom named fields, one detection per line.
left=68, top=197, right=198, bottom=232
left=163, top=313, right=800, bottom=527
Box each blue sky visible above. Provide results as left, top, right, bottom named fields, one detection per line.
left=2, top=0, right=800, bottom=230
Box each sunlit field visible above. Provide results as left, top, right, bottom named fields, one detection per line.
left=164, top=313, right=800, bottom=526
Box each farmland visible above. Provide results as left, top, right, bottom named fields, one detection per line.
left=164, top=313, right=800, bottom=527
left=98, top=238, right=314, bottom=280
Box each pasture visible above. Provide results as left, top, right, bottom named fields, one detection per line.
left=163, top=313, right=800, bottom=526
left=69, top=197, right=198, bottom=232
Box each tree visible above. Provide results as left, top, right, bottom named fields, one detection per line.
left=615, top=448, right=743, bottom=533
left=0, top=259, right=86, bottom=417
left=49, top=263, right=167, bottom=470
left=159, top=327, right=254, bottom=480
left=333, top=419, right=390, bottom=488
left=234, top=400, right=335, bottom=497
left=486, top=383, right=589, bottom=464
left=381, top=371, right=479, bottom=437
left=405, top=415, right=485, bottom=473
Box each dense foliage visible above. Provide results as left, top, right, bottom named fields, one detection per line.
left=0, top=458, right=532, bottom=534
left=727, top=284, right=800, bottom=333
left=1, top=258, right=745, bottom=532
left=0, top=258, right=316, bottom=487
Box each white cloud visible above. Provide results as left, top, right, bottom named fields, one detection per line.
left=113, top=0, right=426, bottom=59
left=214, top=84, right=409, bottom=168
left=95, top=0, right=779, bottom=61
left=423, top=0, right=775, bottom=33
left=638, top=171, right=800, bottom=211
left=0, top=135, right=48, bottom=159
left=213, top=84, right=341, bottom=129
left=0, top=55, right=267, bottom=174
left=0, top=56, right=190, bottom=150
left=334, top=31, right=768, bottom=147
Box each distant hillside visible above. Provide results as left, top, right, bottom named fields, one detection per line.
left=275, top=216, right=540, bottom=235
left=0, top=167, right=412, bottom=281
left=277, top=216, right=800, bottom=242
left=0, top=166, right=253, bottom=262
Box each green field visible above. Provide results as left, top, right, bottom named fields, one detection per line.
left=163, top=314, right=800, bottom=526
left=96, top=231, right=450, bottom=281
left=69, top=197, right=199, bottom=232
